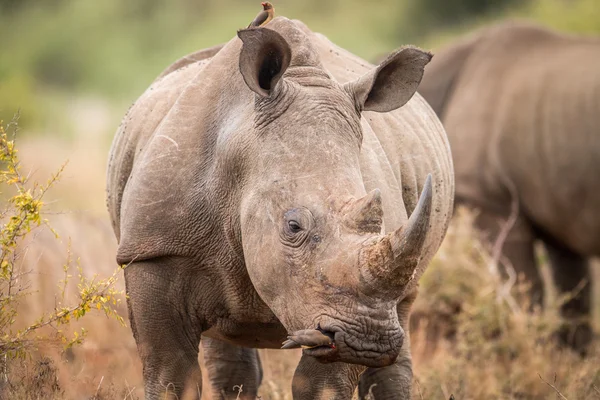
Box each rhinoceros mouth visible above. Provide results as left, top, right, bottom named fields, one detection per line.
left=282, top=323, right=402, bottom=368
left=302, top=343, right=338, bottom=358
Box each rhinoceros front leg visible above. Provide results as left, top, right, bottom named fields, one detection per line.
left=201, top=336, right=263, bottom=399
left=358, top=289, right=417, bottom=399
left=292, top=356, right=364, bottom=399
left=125, top=260, right=203, bottom=400
left=357, top=345, right=412, bottom=399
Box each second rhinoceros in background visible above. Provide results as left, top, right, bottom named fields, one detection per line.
left=419, top=20, right=600, bottom=351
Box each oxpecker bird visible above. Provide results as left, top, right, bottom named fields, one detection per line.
left=281, top=328, right=335, bottom=350
left=248, top=2, right=275, bottom=28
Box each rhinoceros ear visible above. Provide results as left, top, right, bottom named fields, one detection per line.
left=237, top=28, right=292, bottom=97
left=345, top=46, right=432, bottom=113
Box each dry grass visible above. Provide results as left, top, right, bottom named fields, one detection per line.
left=411, top=209, right=600, bottom=399
left=5, top=137, right=599, bottom=399
left=3, top=213, right=142, bottom=399
left=6, top=209, right=597, bottom=399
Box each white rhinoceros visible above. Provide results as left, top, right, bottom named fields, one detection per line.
left=419, top=21, right=600, bottom=352
left=107, top=17, right=454, bottom=400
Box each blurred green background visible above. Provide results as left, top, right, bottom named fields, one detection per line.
left=2, top=0, right=600, bottom=132
left=0, top=0, right=599, bottom=211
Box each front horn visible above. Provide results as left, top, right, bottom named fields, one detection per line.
left=359, top=174, right=433, bottom=297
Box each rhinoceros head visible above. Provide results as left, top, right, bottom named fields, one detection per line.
left=235, top=25, right=432, bottom=368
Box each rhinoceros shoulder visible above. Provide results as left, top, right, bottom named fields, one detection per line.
left=107, top=45, right=222, bottom=240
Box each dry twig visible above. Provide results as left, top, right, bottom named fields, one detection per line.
left=538, top=373, right=568, bottom=400
left=234, top=384, right=243, bottom=400
left=414, top=378, right=424, bottom=400
left=123, top=379, right=136, bottom=400
left=95, top=376, right=104, bottom=398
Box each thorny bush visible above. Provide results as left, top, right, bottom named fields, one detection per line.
left=0, top=117, right=124, bottom=380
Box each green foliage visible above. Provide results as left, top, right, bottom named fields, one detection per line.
left=402, top=0, right=519, bottom=38
left=0, top=74, right=41, bottom=129
left=410, top=0, right=600, bottom=56
left=0, top=0, right=61, bottom=13
left=0, top=117, right=125, bottom=362
left=519, top=0, right=600, bottom=34
left=1, top=0, right=600, bottom=131
left=0, top=0, right=407, bottom=108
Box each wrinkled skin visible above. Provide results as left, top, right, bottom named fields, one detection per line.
left=107, top=17, right=453, bottom=399
left=419, top=21, right=600, bottom=351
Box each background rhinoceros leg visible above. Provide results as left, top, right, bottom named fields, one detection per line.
left=358, top=289, right=417, bottom=400
left=542, top=237, right=592, bottom=352
left=291, top=356, right=364, bottom=399
left=473, top=210, right=543, bottom=307
left=125, top=260, right=203, bottom=400
left=201, top=336, right=263, bottom=399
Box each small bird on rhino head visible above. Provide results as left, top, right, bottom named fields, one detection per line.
left=248, top=2, right=275, bottom=28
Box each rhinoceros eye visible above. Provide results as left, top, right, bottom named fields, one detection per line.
left=282, top=208, right=313, bottom=245
left=288, top=220, right=302, bottom=233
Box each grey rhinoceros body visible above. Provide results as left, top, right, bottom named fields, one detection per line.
left=107, top=17, right=453, bottom=399
left=419, top=21, right=600, bottom=351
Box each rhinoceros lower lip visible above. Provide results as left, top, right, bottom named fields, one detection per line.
left=302, top=343, right=338, bottom=357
